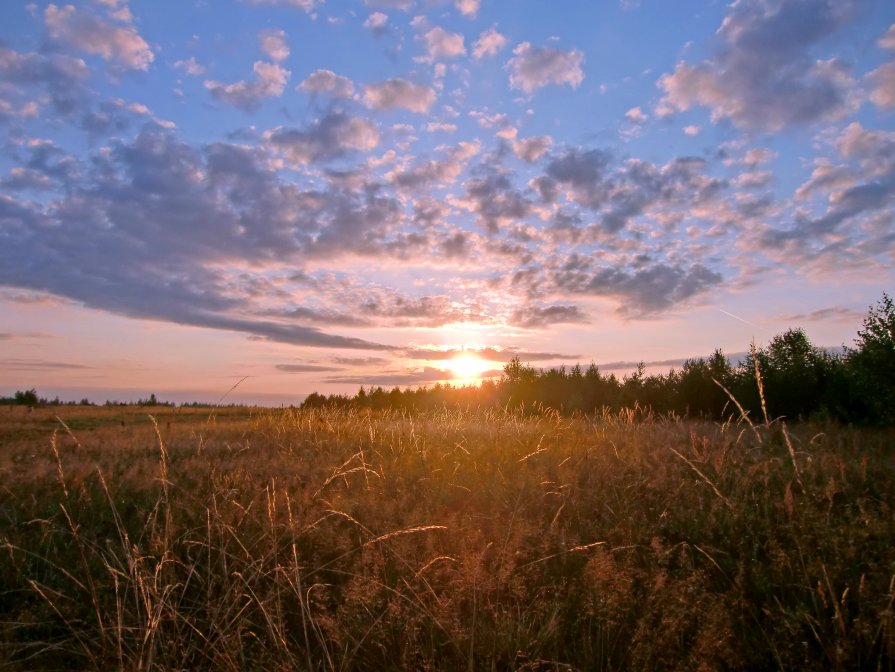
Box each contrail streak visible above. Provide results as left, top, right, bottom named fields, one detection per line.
left=718, top=309, right=761, bottom=330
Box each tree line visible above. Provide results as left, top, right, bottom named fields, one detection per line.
left=302, top=293, right=895, bottom=425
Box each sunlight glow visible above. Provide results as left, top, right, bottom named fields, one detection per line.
left=447, top=353, right=493, bottom=381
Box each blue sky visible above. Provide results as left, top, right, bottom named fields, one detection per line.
left=1, top=0, right=893, bottom=404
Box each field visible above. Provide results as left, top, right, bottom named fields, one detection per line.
left=1, top=403, right=894, bottom=670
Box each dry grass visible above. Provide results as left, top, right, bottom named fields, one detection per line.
left=1, top=403, right=894, bottom=670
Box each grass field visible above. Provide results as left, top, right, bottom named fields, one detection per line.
left=1, top=403, right=894, bottom=670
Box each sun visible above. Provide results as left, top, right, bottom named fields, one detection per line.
left=447, top=353, right=493, bottom=381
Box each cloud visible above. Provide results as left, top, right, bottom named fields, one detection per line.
left=260, top=29, right=290, bottom=62
left=683, top=125, right=701, bottom=136
left=1, top=168, right=54, bottom=191
left=0, top=47, right=90, bottom=117
left=511, top=135, right=552, bottom=162
left=1, top=358, right=90, bottom=371
left=244, top=0, right=319, bottom=12
left=281, top=306, right=372, bottom=327
left=298, top=69, right=356, bottom=98
left=44, top=4, right=154, bottom=70
left=173, top=56, right=206, bottom=76
left=869, top=62, right=895, bottom=109
left=389, top=140, right=479, bottom=191
left=657, top=0, right=860, bottom=130
left=363, top=78, right=436, bottom=112
left=456, top=0, right=480, bottom=18
left=472, top=27, right=508, bottom=59
left=205, top=61, right=290, bottom=111
left=426, top=122, right=457, bottom=133
left=777, top=306, right=865, bottom=323
left=880, top=24, right=895, bottom=50
left=509, top=304, right=588, bottom=328
left=267, top=112, right=380, bottom=164
left=625, top=106, right=648, bottom=124
left=541, top=150, right=721, bottom=234
left=276, top=363, right=344, bottom=372
left=553, top=258, right=723, bottom=316
left=438, top=231, right=469, bottom=257
left=358, top=293, right=487, bottom=327
left=793, top=161, right=852, bottom=201
left=363, top=11, right=389, bottom=35
left=364, top=0, right=414, bottom=10
left=403, top=347, right=578, bottom=363
left=94, top=0, right=133, bottom=23
left=419, top=26, right=466, bottom=61
left=331, top=356, right=391, bottom=366
left=456, top=172, right=532, bottom=233
left=0, top=129, right=404, bottom=351
left=761, top=122, right=895, bottom=253
left=544, top=148, right=611, bottom=207
left=507, top=42, right=584, bottom=94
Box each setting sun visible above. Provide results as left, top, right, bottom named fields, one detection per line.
left=447, top=353, right=494, bottom=381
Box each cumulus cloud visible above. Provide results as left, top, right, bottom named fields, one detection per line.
left=880, top=24, right=895, bottom=50
left=869, top=62, right=895, bottom=109
left=363, top=11, right=389, bottom=35
left=657, top=0, right=860, bottom=130
left=544, top=148, right=611, bottom=207
left=44, top=3, right=154, bottom=70
left=511, top=135, right=552, bottom=162
left=244, top=0, right=319, bottom=12
left=419, top=26, right=466, bottom=61
left=762, top=122, right=895, bottom=253
left=205, top=61, right=290, bottom=111
left=364, top=0, right=414, bottom=10
left=173, top=56, right=205, bottom=76
left=0, top=129, right=403, bottom=350
left=389, top=140, right=479, bottom=191
left=553, top=259, right=723, bottom=316
left=625, top=106, right=648, bottom=124
left=541, top=149, right=724, bottom=236
left=456, top=0, right=480, bottom=18
left=509, top=304, right=588, bottom=328
left=267, top=112, right=379, bottom=164
left=457, top=172, right=532, bottom=233
left=0, top=47, right=90, bottom=116
left=355, top=292, right=489, bottom=327
left=507, top=42, right=584, bottom=94
left=260, top=29, right=290, bottom=62
left=1, top=167, right=54, bottom=191
left=472, top=27, right=508, bottom=59
left=426, top=122, right=457, bottom=133
left=298, top=69, right=355, bottom=97
left=94, top=0, right=133, bottom=23
left=363, top=78, right=436, bottom=112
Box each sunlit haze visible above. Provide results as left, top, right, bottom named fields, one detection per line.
left=0, top=0, right=893, bottom=405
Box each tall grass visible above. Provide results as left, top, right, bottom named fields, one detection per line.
left=1, top=404, right=893, bottom=670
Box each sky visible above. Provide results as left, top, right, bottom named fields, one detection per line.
left=1, top=0, right=894, bottom=405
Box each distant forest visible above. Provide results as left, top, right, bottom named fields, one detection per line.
left=302, top=293, right=895, bottom=425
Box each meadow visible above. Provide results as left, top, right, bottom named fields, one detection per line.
left=1, top=402, right=893, bottom=670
